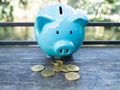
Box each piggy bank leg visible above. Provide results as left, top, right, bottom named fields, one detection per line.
left=47, top=55, right=61, bottom=59
left=47, top=55, right=53, bottom=58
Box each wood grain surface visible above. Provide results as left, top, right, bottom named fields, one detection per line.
left=0, top=46, right=120, bottom=90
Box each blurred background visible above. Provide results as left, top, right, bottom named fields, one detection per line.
left=0, top=0, right=120, bottom=41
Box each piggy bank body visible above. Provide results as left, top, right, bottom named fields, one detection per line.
left=34, top=4, right=88, bottom=58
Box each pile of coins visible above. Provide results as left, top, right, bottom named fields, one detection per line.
left=31, top=60, right=80, bottom=81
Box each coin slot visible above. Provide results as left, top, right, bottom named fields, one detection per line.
left=59, top=6, right=63, bottom=15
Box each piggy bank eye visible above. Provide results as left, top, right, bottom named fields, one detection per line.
left=70, top=30, right=72, bottom=35
left=56, top=31, right=59, bottom=34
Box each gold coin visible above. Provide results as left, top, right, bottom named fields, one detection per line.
left=51, top=60, right=63, bottom=67
left=52, top=67, right=61, bottom=72
left=60, top=65, right=69, bottom=72
left=41, top=69, right=55, bottom=77
left=31, top=65, right=44, bottom=72
left=56, top=60, right=63, bottom=66
left=67, top=64, right=80, bottom=72
left=65, top=72, right=80, bottom=81
left=52, top=62, right=61, bottom=67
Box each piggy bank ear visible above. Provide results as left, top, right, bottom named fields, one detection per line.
left=35, top=15, right=54, bottom=32
left=71, top=13, right=89, bottom=26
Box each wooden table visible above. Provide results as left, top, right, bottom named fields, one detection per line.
left=0, top=46, right=120, bottom=90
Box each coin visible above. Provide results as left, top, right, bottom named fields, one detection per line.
left=67, top=64, right=80, bottom=72
left=52, top=67, right=61, bottom=72
left=41, top=69, right=55, bottom=77
left=51, top=60, right=63, bottom=67
left=65, top=72, right=80, bottom=81
left=31, top=65, right=44, bottom=72
left=52, top=62, right=61, bottom=67
left=60, top=65, right=69, bottom=72
left=56, top=60, right=63, bottom=66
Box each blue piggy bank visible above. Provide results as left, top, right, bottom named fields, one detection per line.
left=34, top=4, right=88, bottom=58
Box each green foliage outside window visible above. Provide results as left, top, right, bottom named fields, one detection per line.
left=0, top=0, right=120, bottom=40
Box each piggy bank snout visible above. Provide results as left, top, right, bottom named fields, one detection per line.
left=54, top=41, right=74, bottom=56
